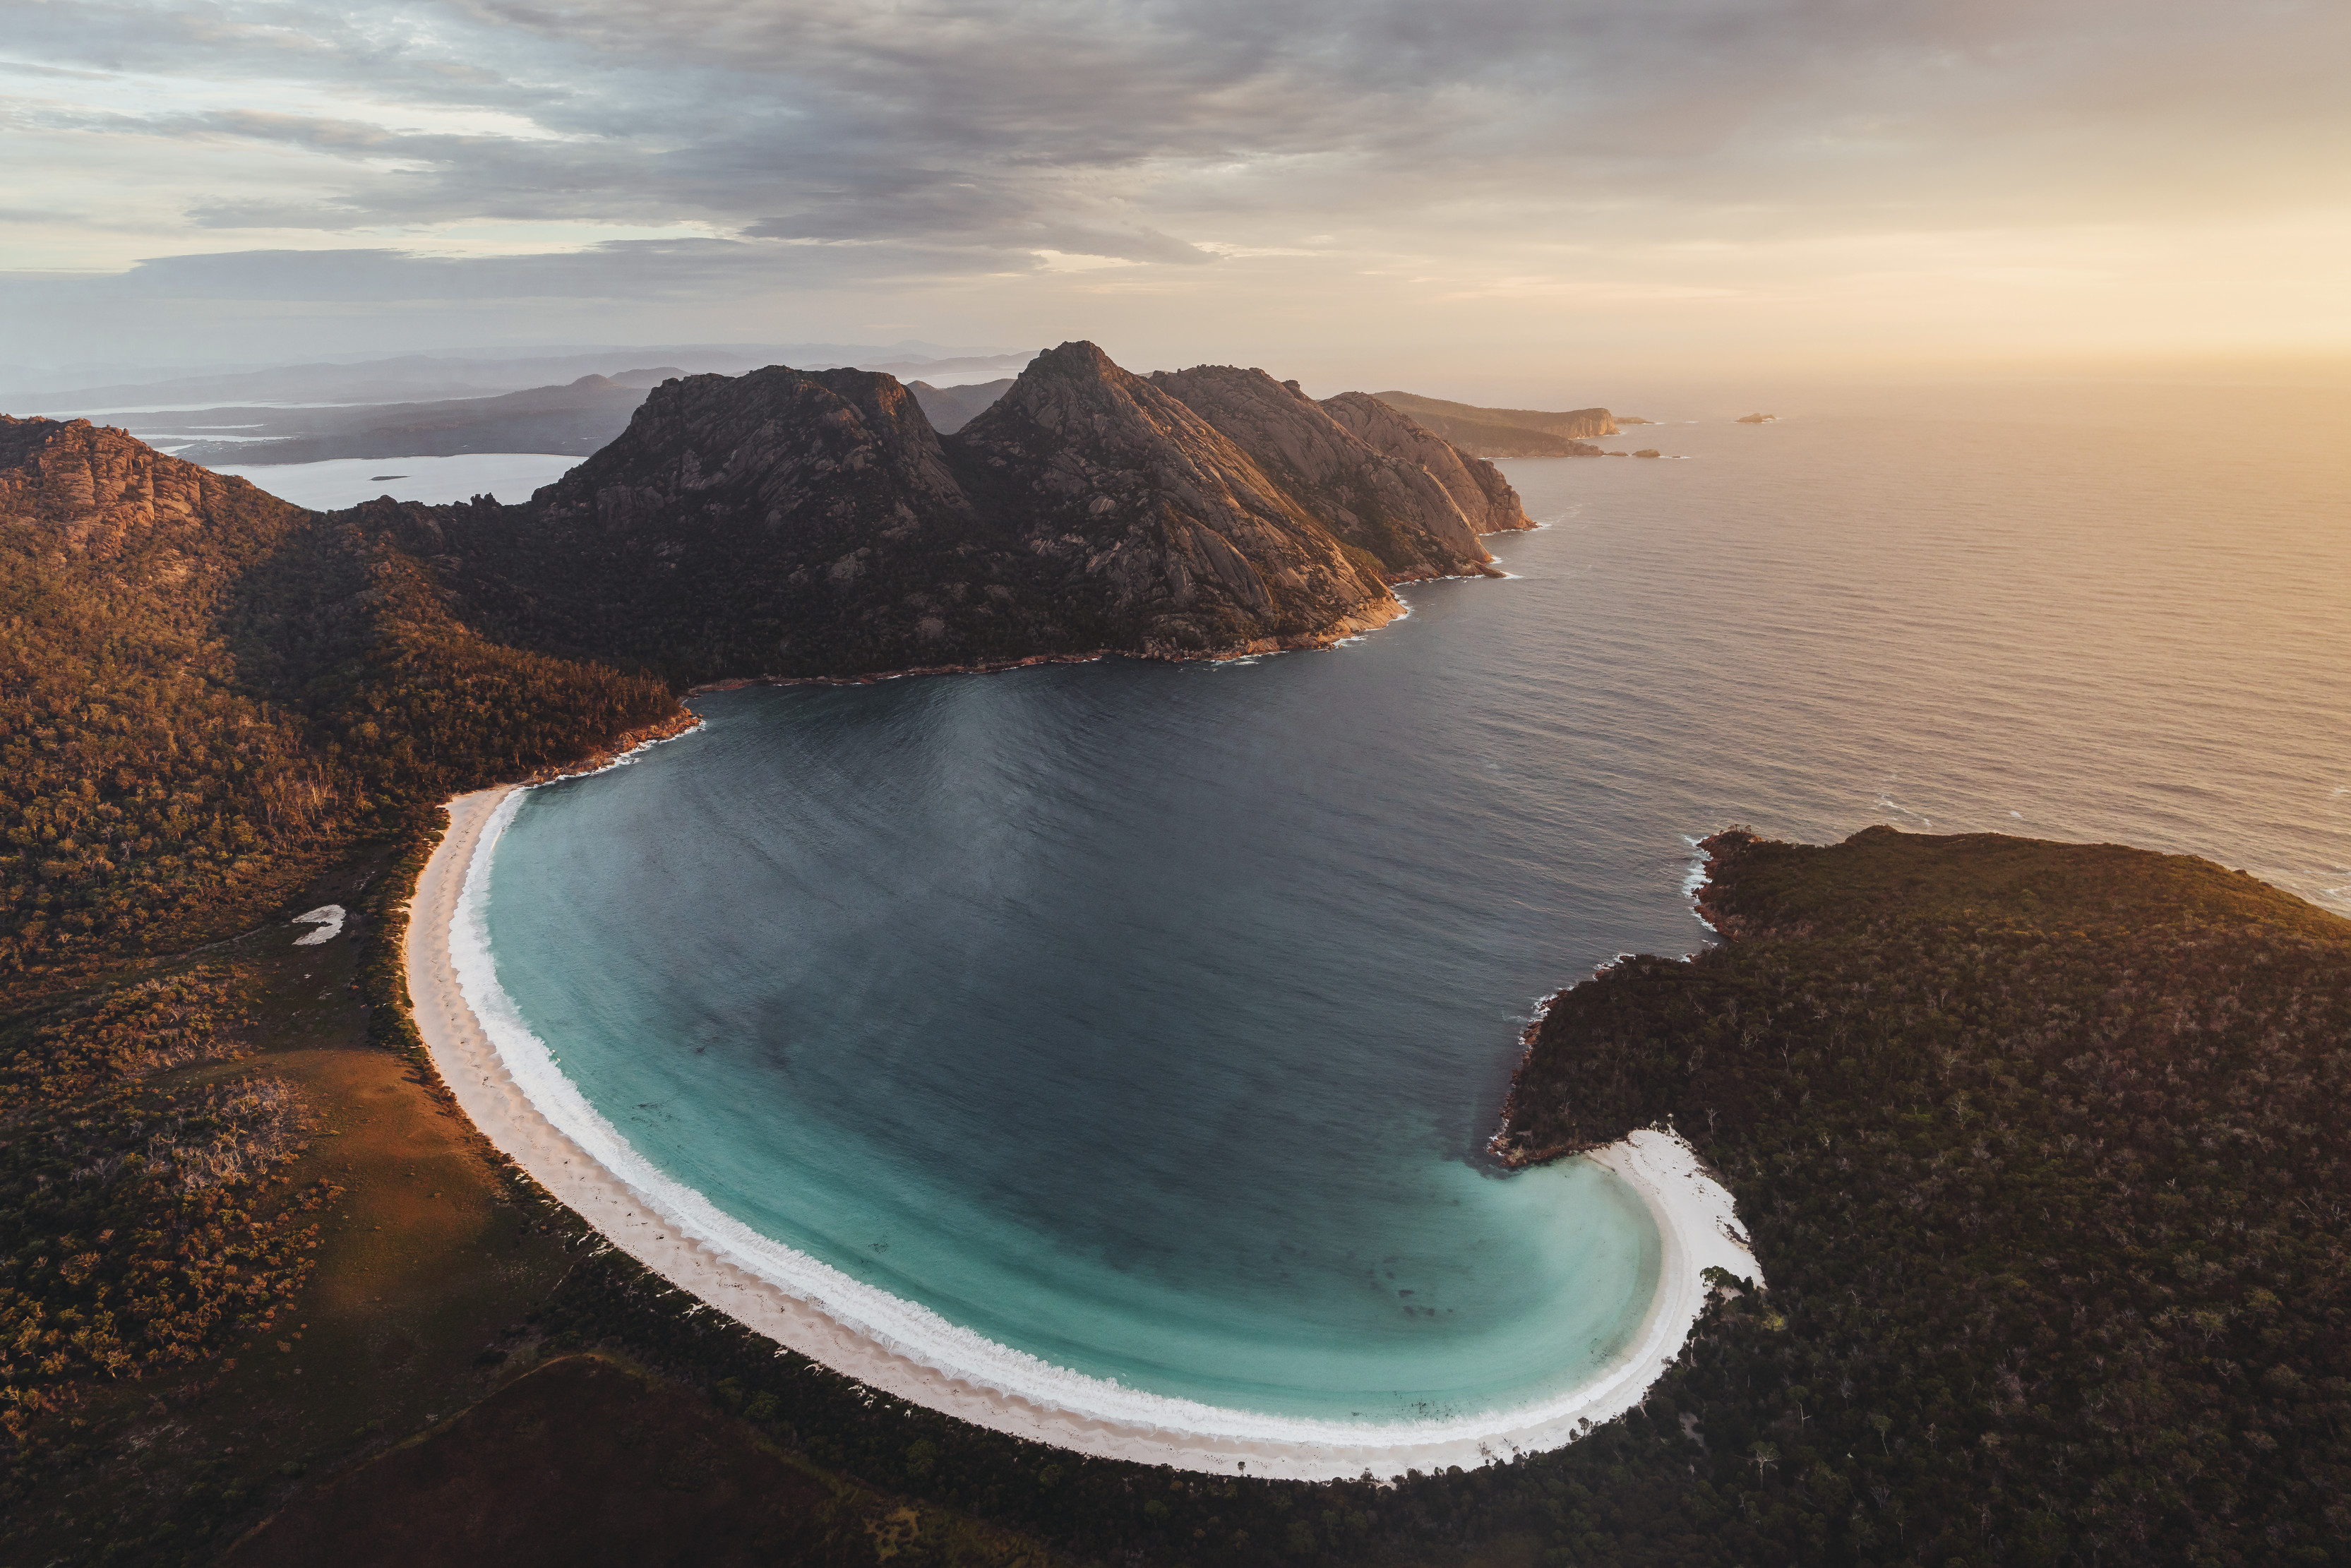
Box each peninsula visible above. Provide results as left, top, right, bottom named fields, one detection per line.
left=1365, top=392, right=1617, bottom=457
left=4, top=349, right=2343, bottom=1567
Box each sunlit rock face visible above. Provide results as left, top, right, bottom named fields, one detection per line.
left=9, top=346, right=1515, bottom=686
left=949, top=342, right=1399, bottom=657
left=1317, top=393, right=1535, bottom=537
left=0, top=414, right=301, bottom=563
left=407, top=340, right=1530, bottom=679
left=1147, top=364, right=1516, bottom=582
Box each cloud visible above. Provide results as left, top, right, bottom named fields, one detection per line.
left=2, top=1, right=2347, bottom=370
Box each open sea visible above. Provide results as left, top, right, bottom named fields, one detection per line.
left=473, top=388, right=2350, bottom=1435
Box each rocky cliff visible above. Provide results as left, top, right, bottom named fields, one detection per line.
left=4, top=341, right=1527, bottom=693
left=1146, top=365, right=1511, bottom=581
left=1366, top=391, right=1615, bottom=457
left=0, top=413, right=300, bottom=564
left=410, top=341, right=1519, bottom=681
left=1317, top=393, right=1533, bottom=535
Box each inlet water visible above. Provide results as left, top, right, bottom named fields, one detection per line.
left=478, top=390, right=2350, bottom=1426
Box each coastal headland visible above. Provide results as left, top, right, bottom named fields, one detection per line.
left=7, top=354, right=2347, bottom=1562
left=407, top=782, right=1757, bottom=1481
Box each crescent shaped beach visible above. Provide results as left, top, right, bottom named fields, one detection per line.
left=407, top=782, right=1759, bottom=1479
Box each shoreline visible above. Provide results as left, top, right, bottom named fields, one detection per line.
left=407, top=784, right=1757, bottom=1480
left=686, top=520, right=1530, bottom=696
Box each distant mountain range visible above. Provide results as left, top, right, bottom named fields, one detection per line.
left=1366, top=393, right=1617, bottom=457
left=6, top=345, right=1035, bottom=415
left=146, top=371, right=681, bottom=466
left=924, top=379, right=1622, bottom=460
left=63, top=359, right=1622, bottom=475
left=907, top=378, right=1015, bottom=433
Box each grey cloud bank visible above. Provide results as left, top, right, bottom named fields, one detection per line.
left=4, top=0, right=2347, bottom=379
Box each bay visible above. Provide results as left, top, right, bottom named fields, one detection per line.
left=477, top=389, right=2349, bottom=1427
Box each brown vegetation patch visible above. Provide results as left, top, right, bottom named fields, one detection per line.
left=223, top=1354, right=1052, bottom=1568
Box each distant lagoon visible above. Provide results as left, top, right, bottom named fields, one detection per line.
left=214, top=451, right=585, bottom=509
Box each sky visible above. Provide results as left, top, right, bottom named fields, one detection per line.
left=4, top=0, right=2349, bottom=395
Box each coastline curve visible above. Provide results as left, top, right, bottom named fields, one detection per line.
left=407, top=784, right=1759, bottom=1480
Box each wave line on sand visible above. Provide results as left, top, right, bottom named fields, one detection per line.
left=410, top=784, right=1760, bottom=1478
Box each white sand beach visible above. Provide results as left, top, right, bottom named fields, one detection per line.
left=408, top=784, right=1760, bottom=1480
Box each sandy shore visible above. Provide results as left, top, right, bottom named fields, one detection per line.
left=409, top=784, right=1759, bottom=1480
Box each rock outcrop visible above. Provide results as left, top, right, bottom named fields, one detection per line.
left=1317, top=393, right=1531, bottom=537
left=0, top=414, right=300, bottom=563
left=950, top=343, right=1396, bottom=658
left=1146, top=366, right=1506, bottom=581
left=6, top=342, right=1525, bottom=688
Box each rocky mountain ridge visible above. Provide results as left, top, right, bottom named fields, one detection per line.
left=5, top=340, right=1529, bottom=690
left=398, top=340, right=1529, bottom=681
left=1368, top=390, right=1615, bottom=457
left=160, top=372, right=679, bottom=467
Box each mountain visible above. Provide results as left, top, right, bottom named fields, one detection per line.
left=915, top=369, right=1541, bottom=577
left=411, top=364, right=1026, bottom=681
left=1147, top=365, right=1506, bottom=580
left=1368, top=390, right=1615, bottom=457
left=906, top=377, right=1013, bottom=433
left=1319, top=392, right=1536, bottom=535
left=950, top=342, right=1401, bottom=658
left=411, top=341, right=1524, bottom=681
left=0, top=414, right=678, bottom=986
left=0, top=340, right=1525, bottom=964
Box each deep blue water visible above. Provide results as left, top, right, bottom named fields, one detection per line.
left=479, top=393, right=2349, bottom=1425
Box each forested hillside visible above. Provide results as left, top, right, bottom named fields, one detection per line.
left=1494, top=826, right=2351, bottom=1564
left=0, top=415, right=678, bottom=990
left=13, top=378, right=2343, bottom=1567
left=415, top=343, right=1526, bottom=685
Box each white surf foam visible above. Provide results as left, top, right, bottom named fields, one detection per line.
left=450, top=789, right=1755, bottom=1459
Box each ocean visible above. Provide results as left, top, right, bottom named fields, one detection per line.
left=212, top=451, right=585, bottom=509
left=471, top=388, right=2350, bottom=1436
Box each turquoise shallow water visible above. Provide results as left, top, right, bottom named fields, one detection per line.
left=480, top=661, right=1668, bottom=1423
left=479, top=392, right=2349, bottom=1428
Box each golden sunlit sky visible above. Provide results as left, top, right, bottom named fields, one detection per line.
left=4, top=0, right=2348, bottom=392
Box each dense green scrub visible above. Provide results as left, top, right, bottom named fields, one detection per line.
left=0, top=421, right=679, bottom=990
left=1492, top=827, right=2351, bottom=1564
left=0, top=420, right=673, bottom=1537
left=0, top=968, right=339, bottom=1452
